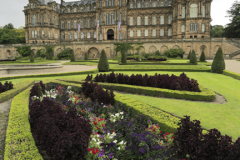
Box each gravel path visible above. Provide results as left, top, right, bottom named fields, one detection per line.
left=207, top=60, right=240, bottom=74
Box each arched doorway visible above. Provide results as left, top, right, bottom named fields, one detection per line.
left=88, top=47, right=100, bottom=58
left=107, top=29, right=114, bottom=40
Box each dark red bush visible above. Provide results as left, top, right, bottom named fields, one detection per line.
left=0, top=81, right=14, bottom=93
left=89, top=85, right=115, bottom=105
left=85, top=74, right=93, bottom=81
left=81, top=81, right=98, bottom=97
left=105, top=71, right=117, bottom=83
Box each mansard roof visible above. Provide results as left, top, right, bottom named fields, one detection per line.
left=62, top=0, right=96, bottom=6
left=38, top=0, right=54, bottom=5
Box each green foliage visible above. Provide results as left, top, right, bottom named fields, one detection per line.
left=211, top=47, right=225, bottom=73
left=15, top=46, right=32, bottom=57
left=164, top=48, right=185, bottom=58
left=57, top=48, right=73, bottom=59
left=53, top=56, right=59, bottom=60
left=114, top=43, right=134, bottom=64
left=70, top=52, right=75, bottom=62
left=0, top=24, right=25, bottom=44
left=15, top=54, right=23, bottom=60
left=121, top=51, right=127, bottom=64
left=84, top=52, right=88, bottom=60
left=187, top=50, right=191, bottom=59
left=190, top=50, right=197, bottom=64
left=210, top=25, right=225, bottom=38
left=200, top=51, right=206, bottom=62
left=3, top=23, right=14, bottom=29
left=30, top=53, right=34, bottom=63
left=40, top=50, right=46, bottom=58
left=223, top=70, right=240, bottom=80
left=45, top=46, right=54, bottom=60
left=36, top=49, right=41, bottom=57
left=155, top=50, right=161, bottom=56
left=98, top=49, right=109, bottom=72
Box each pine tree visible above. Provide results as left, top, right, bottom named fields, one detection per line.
left=98, top=49, right=109, bottom=72
left=187, top=50, right=191, bottom=59
left=200, top=51, right=206, bottom=62
left=70, top=51, right=75, bottom=62
left=211, top=47, right=225, bottom=73
left=30, top=52, right=34, bottom=63
left=190, top=50, right=197, bottom=64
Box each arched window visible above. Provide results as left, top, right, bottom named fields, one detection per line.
left=100, top=33, right=102, bottom=40
left=152, top=29, right=156, bottom=36
left=119, top=32, right=122, bottom=39
left=74, top=32, right=78, bottom=39
left=81, top=32, right=84, bottom=39
left=137, top=30, right=141, bottom=37
left=106, top=13, right=110, bottom=25
left=145, top=29, right=148, bottom=36
left=190, top=4, right=198, bottom=18
left=32, top=15, right=37, bottom=26
left=168, top=15, right=172, bottom=24
left=87, top=6, right=90, bottom=11
left=74, top=21, right=77, bottom=28
left=119, top=13, right=122, bottom=22
left=130, top=3, right=133, bottom=8
left=48, top=31, right=50, bottom=38
left=87, top=32, right=90, bottom=38
left=202, top=6, right=205, bottom=17
left=182, top=7, right=185, bottom=18
left=99, top=0, right=102, bottom=7
left=68, top=33, right=71, bottom=40
left=35, top=30, right=37, bottom=38
left=119, top=0, right=122, bottom=6
left=152, top=16, right=156, bottom=25
left=168, top=28, right=172, bottom=36
left=202, top=24, right=205, bottom=32
left=62, top=22, right=65, bottom=29
left=160, top=16, right=164, bottom=24
left=130, top=17, right=133, bottom=26
left=145, top=2, right=148, bottom=7
left=80, top=7, right=83, bottom=12
left=111, top=13, right=115, bottom=24
left=160, top=29, right=164, bottom=36
left=81, top=20, right=84, bottom=28
left=137, top=17, right=141, bottom=25
left=32, top=31, right=34, bottom=38
left=94, top=31, right=96, bottom=38
left=68, top=8, right=70, bottom=13
left=145, top=16, right=148, bottom=25
left=181, top=24, right=185, bottom=32
left=42, top=30, right=44, bottom=38
left=130, top=30, right=133, bottom=37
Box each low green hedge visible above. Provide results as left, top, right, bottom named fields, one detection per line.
left=58, top=79, right=216, bottom=102
left=0, top=69, right=99, bottom=81
left=0, top=80, right=35, bottom=103
left=223, top=70, right=240, bottom=80
left=110, top=68, right=211, bottom=72
left=120, top=62, right=198, bottom=65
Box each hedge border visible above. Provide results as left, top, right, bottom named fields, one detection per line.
left=0, top=79, right=35, bottom=103
left=120, top=62, right=198, bottom=65
left=223, top=70, right=240, bottom=80
left=110, top=68, right=211, bottom=72
left=0, top=69, right=99, bottom=81
left=57, top=79, right=216, bottom=102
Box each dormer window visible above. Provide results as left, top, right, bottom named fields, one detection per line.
left=80, top=7, right=83, bottom=12
left=87, top=6, right=90, bottom=11
left=74, top=8, right=77, bottom=12
left=68, top=8, right=70, bottom=13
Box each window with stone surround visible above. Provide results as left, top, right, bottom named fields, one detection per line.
left=137, top=16, right=141, bottom=25
left=152, top=29, right=156, bottom=36
left=145, top=29, right=148, bottom=36
left=137, top=30, right=141, bottom=37
left=68, top=33, right=71, bottom=40
left=68, top=21, right=71, bottom=29
left=80, top=20, right=84, bottom=28
left=190, top=4, right=198, bottom=18
left=42, top=30, right=44, bottom=38
left=168, top=28, right=172, bottom=36
left=81, top=32, right=84, bottom=39
left=119, top=13, right=122, bottom=22
left=138, top=2, right=141, bottom=8
left=32, top=31, right=34, bottom=38
left=111, top=13, right=115, bottom=24
left=202, top=24, right=205, bottom=32
left=145, top=3, right=148, bottom=7
left=160, top=16, right=164, bottom=24
left=181, top=24, right=185, bottom=32
left=182, top=7, right=185, bottom=18
left=87, top=20, right=90, bottom=28
left=145, top=16, right=148, bottom=25
left=152, top=16, right=156, bottom=25
left=74, top=21, right=77, bottom=28
left=32, top=15, right=37, bottom=26
left=152, top=2, right=156, bottom=7
left=74, top=8, right=77, bottom=12
left=119, top=0, right=122, bottom=6
left=168, top=15, right=172, bottom=24
left=130, top=30, right=133, bottom=37
left=130, top=3, right=133, bottom=8
left=130, top=17, right=133, bottom=26
left=190, top=23, right=198, bottom=31
left=74, top=32, right=78, bottom=39
left=202, top=6, right=205, bottom=17
left=87, top=32, right=90, bottom=38
left=160, top=29, right=164, bottom=36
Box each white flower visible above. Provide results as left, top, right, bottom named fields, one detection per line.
left=119, top=141, right=124, bottom=145
left=113, top=140, right=117, bottom=143
left=121, top=116, right=124, bottom=119
left=92, top=138, right=96, bottom=141
left=96, top=142, right=101, bottom=145
left=120, top=112, right=124, bottom=115
left=113, top=119, right=116, bottom=122
left=118, top=147, right=121, bottom=150
left=115, top=113, right=119, bottom=117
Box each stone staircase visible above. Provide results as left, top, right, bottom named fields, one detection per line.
left=225, top=39, right=240, bottom=59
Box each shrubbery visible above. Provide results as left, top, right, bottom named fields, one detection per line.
left=190, top=50, right=197, bottom=64
left=211, top=47, right=225, bottom=73
left=187, top=50, right=191, bottom=59
left=30, top=52, right=34, bottom=63
left=57, top=48, right=73, bottom=60
left=98, top=49, right=109, bottom=72
left=45, top=46, right=54, bottom=60
left=164, top=48, right=185, bottom=58
left=0, top=81, right=13, bottom=94
left=86, top=72, right=200, bottom=92
left=121, top=51, right=127, bottom=64
left=84, top=52, right=88, bottom=60
left=15, top=46, right=32, bottom=57
left=70, top=51, right=75, bottom=62
left=30, top=81, right=46, bottom=97
left=200, top=51, right=206, bottom=62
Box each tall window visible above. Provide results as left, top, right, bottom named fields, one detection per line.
left=42, top=16, right=44, bottom=26
left=87, top=6, right=90, bottom=11
left=94, top=31, right=96, bottom=38
left=80, top=20, right=84, bottom=28
left=190, top=23, right=198, bottom=31
left=81, top=32, right=84, bottom=39
left=145, top=29, right=148, bottom=36
left=137, top=17, right=141, bottom=25
left=68, top=33, right=71, bottom=40
left=137, top=30, right=141, bottom=37
left=100, top=14, right=102, bottom=25
left=68, top=21, right=71, bottom=29
left=168, top=28, right=172, bottom=36
left=74, top=21, right=77, bottom=28
left=119, top=13, right=122, bottom=22
left=74, top=8, right=77, bottom=12
left=119, top=32, right=122, bottom=39
left=87, top=20, right=90, bottom=28
left=111, top=13, right=115, bottom=24
left=181, top=24, right=185, bottom=32
left=138, top=3, right=141, bottom=8
left=152, top=2, right=156, bottom=7
left=190, top=4, right=198, bottom=18
left=32, top=31, right=34, bottom=38
left=160, top=16, right=164, bottom=24
left=160, top=29, right=164, bottom=36
left=62, top=9, right=64, bottom=13
left=152, top=29, right=156, bottom=36
left=119, top=0, right=122, bottom=6
left=130, top=3, right=133, bottom=8
left=55, top=32, right=58, bottom=38
left=106, top=13, right=110, bottom=25
left=160, top=1, right=164, bottom=6
left=168, top=15, right=172, bottom=24
left=74, top=32, right=78, bottom=39
left=130, top=17, right=133, bottom=26
left=62, top=33, right=65, bottom=40
left=54, top=17, right=56, bottom=27
left=145, top=16, right=148, bottom=25
left=202, top=6, right=205, bottom=17
left=169, top=0, right=172, bottom=6
left=80, top=7, right=83, bottom=12
left=87, top=32, right=90, bottom=38
left=42, top=30, right=44, bottom=38
left=32, top=15, right=37, bottom=26
left=99, top=0, right=102, bottom=7
left=152, top=16, right=156, bottom=25
left=105, top=0, right=109, bottom=7
left=112, top=0, right=115, bottom=6
left=182, top=7, right=185, bottom=18
left=130, top=30, right=133, bottom=37
left=35, top=30, right=37, bottom=38
left=62, top=22, right=65, bottom=29
left=202, top=24, right=205, bottom=32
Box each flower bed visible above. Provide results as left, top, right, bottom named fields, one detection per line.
left=86, top=72, right=200, bottom=92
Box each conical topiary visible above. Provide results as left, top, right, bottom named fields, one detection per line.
left=98, top=49, right=109, bottom=72
left=211, top=47, right=225, bottom=73
left=84, top=52, right=88, bottom=60
left=200, top=51, right=206, bottom=62
left=187, top=50, right=191, bottom=59
left=70, top=52, right=75, bottom=62
left=190, top=50, right=197, bottom=64
left=121, top=51, right=127, bottom=64
left=30, top=52, right=34, bottom=63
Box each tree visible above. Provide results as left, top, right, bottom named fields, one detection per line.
left=211, top=47, right=225, bottom=73
left=98, top=49, right=109, bottom=72
left=45, top=46, right=54, bottom=60
left=114, top=43, right=134, bottom=64
left=210, top=25, right=225, bottom=38
left=30, top=52, right=34, bottom=63
left=84, top=52, right=88, bottom=60
left=0, top=24, right=25, bottom=44
left=164, top=48, right=185, bottom=58
left=70, top=52, right=75, bottom=62
left=224, top=1, right=240, bottom=38
left=15, top=46, right=32, bottom=57
left=190, top=50, right=197, bottom=64
left=200, top=51, right=206, bottom=62
left=3, top=23, right=14, bottom=29
left=187, top=50, right=191, bottom=59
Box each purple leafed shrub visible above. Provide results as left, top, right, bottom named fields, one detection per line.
left=85, top=74, right=93, bottom=81
left=105, top=71, right=117, bottom=83
left=94, top=73, right=107, bottom=82
left=29, top=97, right=92, bottom=160
left=81, top=81, right=98, bottom=97
left=0, top=81, right=14, bottom=93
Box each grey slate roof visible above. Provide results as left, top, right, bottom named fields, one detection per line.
left=62, top=0, right=96, bottom=7
left=38, top=0, right=54, bottom=4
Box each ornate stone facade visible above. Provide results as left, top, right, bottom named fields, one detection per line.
left=23, top=0, right=212, bottom=44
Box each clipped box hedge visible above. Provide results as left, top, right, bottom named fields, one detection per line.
left=57, top=79, right=216, bottom=102
left=223, top=70, right=240, bottom=80
left=110, top=68, right=211, bottom=72
left=0, top=80, right=35, bottom=103
left=120, top=62, right=198, bottom=65
left=0, top=69, right=99, bottom=81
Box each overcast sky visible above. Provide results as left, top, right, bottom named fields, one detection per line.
left=0, top=0, right=237, bottom=28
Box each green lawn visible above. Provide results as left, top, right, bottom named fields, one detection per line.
left=0, top=59, right=61, bottom=65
